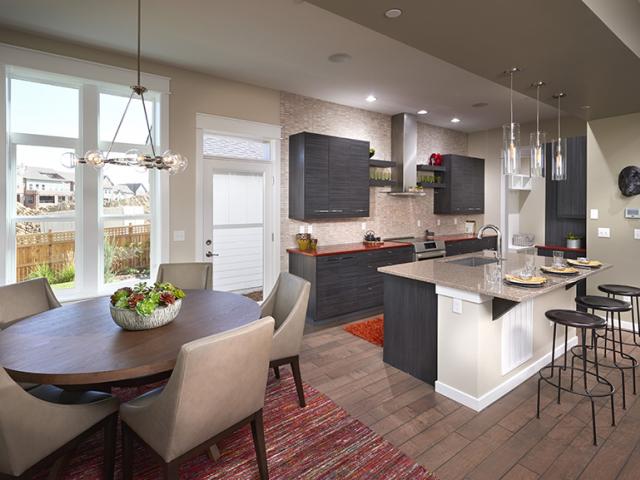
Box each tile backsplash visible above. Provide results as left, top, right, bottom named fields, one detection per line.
left=280, top=92, right=483, bottom=269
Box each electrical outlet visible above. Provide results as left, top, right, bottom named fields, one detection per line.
left=307, top=224, right=313, bottom=234
left=598, top=227, right=611, bottom=238
left=635, top=229, right=640, bottom=240
left=361, top=222, right=367, bottom=231
left=173, top=230, right=185, bottom=242
left=417, top=220, right=422, bottom=227
left=436, top=218, right=441, bottom=226
left=454, top=218, right=458, bottom=225
left=452, top=298, right=463, bottom=314
left=590, top=209, right=599, bottom=220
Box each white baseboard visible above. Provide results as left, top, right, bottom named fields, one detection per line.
left=435, top=335, right=579, bottom=412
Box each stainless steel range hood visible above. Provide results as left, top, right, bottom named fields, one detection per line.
left=388, top=113, right=425, bottom=196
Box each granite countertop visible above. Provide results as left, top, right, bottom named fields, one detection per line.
left=379, top=252, right=610, bottom=302
left=287, top=241, right=411, bottom=257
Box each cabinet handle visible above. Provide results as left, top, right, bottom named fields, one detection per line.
left=330, top=209, right=343, bottom=213
left=314, top=209, right=330, bottom=213
left=354, top=209, right=367, bottom=212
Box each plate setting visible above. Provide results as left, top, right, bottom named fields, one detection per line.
left=504, top=273, right=548, bottom=288
left=540, top=265, right=580, bottom=276
left=567, top=258, right=602, bottom=269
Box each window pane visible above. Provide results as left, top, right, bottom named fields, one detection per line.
left=16, top=220, right=76, bottom=290
left=10, top=79, right=79, bottom=138
left=102, top=159, right=151, bottom=214
left=104, top=220, right=151, bottom=284
left=203, top=133, right=270, bottom=161
left=100, top=93, right=154, bottom=145
left=16, top=145, right=76, bottom=216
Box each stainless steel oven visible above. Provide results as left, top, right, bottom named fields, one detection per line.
left=385, top=237, right=446, bottom=261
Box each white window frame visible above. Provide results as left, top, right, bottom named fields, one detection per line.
left=0, top=43, right=171, bottom=301
left=195, top=113, right=281, bottom=296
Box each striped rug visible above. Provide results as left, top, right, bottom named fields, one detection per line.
left=36, top=371, right=436, bottom=479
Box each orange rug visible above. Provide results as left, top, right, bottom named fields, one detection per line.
left=344, top=317, right=384, bottom=346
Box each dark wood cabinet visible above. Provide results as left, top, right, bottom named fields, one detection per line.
left=289, top=132, right=369, bottom=220
left=434, top=154, right=485, bottom=214
left=289, top=246, right=413, bottom=322
left=444, top=237, right=497, bottom=257
left=556, top=137, right=587, bottom=219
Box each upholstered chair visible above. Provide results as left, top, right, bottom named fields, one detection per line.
left=0, top=367, right=119, bottom=479
left=261, top=273, right=311, bottom=408
left=0, top=278, right=61, bottom=331
left=120, top=317, right=275, bottom=480
left=155, top=262, right=213, bottom=290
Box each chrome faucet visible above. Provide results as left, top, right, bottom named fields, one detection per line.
left=477, top=224, right=503, bottom=261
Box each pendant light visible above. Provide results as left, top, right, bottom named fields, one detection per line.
left=529, top=81, right=546, bottom=177
left=552, top=93, right=567, bottom=181
left=62, top=0, right=187, bottom=174
left=502, top=67, right=521, bottom=175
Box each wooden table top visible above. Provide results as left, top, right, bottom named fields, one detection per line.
left=0, top=290, right=261, bottom=386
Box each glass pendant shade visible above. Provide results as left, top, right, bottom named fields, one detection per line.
left=529, top=130, right=546, bottom=177
left=552, top=137, right=567, bottom=181
left=502, top=122, right=521, bottom=175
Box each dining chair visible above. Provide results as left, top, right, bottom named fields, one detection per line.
left=120, top=316, right=275, bottom=480
left=0, top=366, right=119, bottom=480
left=261, top=272, right=311, bottom=408
left=0, top=278, right=61, bottom=331
left=155, top=262, right=213, bottom=290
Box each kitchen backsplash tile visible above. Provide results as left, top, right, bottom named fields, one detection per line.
left=280, top=92, right=483, bottom=270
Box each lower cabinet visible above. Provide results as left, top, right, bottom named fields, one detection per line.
left=289, top=246, right=414, bottom=322
left=444, top=237, right=497, bottom=257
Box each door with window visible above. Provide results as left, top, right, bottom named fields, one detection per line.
left=201, top=131, right=277, bottom=301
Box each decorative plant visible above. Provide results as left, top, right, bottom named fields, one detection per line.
left=566, top=232, right=581, bottom=240
left=369, top=147, right=376, bottom=158
left=110, top=282, right=186, bottom=317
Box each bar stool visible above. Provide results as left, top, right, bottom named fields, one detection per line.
left=598, top=284, right=640, bottom=347
left=575, top=295, right=636, bottom=409
left=537, top=309, right=615, bottom=446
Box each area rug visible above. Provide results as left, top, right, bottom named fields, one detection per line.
left=344, top=317, right=384, bottom=347
left=36, top=370, right=435, bottom=479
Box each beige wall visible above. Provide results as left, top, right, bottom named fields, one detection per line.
left=280, top=93, right=482, bottom=269
left=587, top=112, right=640, bottom=293
left=0, top=28, right=281, bottom=262
left=468, top=117, right=586, bottom=247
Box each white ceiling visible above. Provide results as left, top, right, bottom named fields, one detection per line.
left=0, top=0, right=560, bottom=133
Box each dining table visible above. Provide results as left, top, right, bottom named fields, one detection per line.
left=0, top=289, right=262, bottom=387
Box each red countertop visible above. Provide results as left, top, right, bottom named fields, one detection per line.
left=287, top=241, right=412, bottom=257
left=433, top=233, right=497, bottom=243
left=535, top=244, right=587, bottom=254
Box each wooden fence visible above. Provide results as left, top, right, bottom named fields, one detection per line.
left=16, top=224, right=150, bottom=282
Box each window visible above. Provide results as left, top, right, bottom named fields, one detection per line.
left=203, top=133, right=271, bottom=161
left=3, top=66, right=167, bottom=299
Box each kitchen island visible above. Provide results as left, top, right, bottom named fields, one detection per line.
left=379, top=252, right=610, bottom=411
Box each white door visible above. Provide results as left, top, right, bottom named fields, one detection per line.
left=202, top=159, right=275, bottom=300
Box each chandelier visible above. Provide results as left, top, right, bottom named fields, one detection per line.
left=63, top=0, right=187, bottom=174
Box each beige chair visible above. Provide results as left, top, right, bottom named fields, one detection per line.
left=120, top=317, right=275, bottom=480
left=155, top=262, right=213, bottom=290
left=0, top=278, right=61, bottom=331
left=0, top=367, right=119, bottom=479
left=261, top=273, right=311, bottom=408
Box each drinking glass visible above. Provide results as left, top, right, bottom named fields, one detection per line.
left=484, top=263, right=502, bottom=288
left=552, top=250, right=564, bottom=267
left=523, top=251, right=536, bottom=278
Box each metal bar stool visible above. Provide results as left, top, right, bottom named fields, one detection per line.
left=574, top=295, right=636, bottom=409
left=537, top=309, right=615, bottom=446
left=598, top=284, right=640, bottom=347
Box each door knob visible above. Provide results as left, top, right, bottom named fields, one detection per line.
left=205, top=251, right=219, bottom=258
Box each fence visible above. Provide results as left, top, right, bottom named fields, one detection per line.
left=16, top=224, right=150, bottom=282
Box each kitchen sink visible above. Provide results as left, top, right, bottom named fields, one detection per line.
left=447, top=256, right=499, bottom=267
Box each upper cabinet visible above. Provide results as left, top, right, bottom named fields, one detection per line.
left=555, top=136, right=587, bottom=219
left=289, top=132, right=370, bottom=221
left=434, top=154, right=485, bottom=214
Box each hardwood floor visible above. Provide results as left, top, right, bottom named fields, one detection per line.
left=299, top=319, right=640, bottom=480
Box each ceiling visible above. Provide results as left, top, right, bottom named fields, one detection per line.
left=307, top=0, right=640, bottom=123
left=0, top=0, right=567, bottom=133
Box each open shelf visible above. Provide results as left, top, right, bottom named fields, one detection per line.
left=369, top=179, right=396, bottom=187
left=417, top=164, right=446, bottom=172
left=369, top=159, right=396, bottom=168
left=417, top=182, right=447, bottom=189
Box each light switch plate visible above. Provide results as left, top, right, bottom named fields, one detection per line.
left=635, top=229, right=640, bottom=240
left=452, top=298, right=463, bottom=314
left=417, top=220, right=422, bottom=227
left=598, top=227, right=611, bottom=238
left=173, top=230, right=185, bottom=242
left=361, top=222, right=367, bottom=231
left=590, top=209, right=599, bottom=220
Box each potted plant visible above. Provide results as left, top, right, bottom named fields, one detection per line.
left=566, top=233, right=582, bottom=249
left=109, top=282, right=186, bottom=331
left=369, top=147, right=376, bottom=159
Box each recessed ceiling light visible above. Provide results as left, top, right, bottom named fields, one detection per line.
left=417, top=109, right=428, bottom=115
left=384, top=8, right=403, bottom=18
left=366, top=95, right=377, bottom=103
left=451, top=117, right=461, bottom=123
left=328, top=53, right=352, bottom=64
left=472, top=102, right=489, bottom=108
